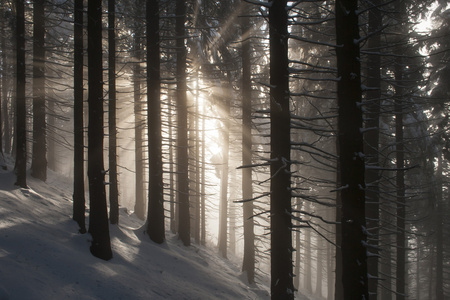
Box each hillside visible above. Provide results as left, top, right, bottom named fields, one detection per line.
left=0, top=158, right=271, bottom=300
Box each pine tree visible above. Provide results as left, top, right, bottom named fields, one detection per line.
left=87, top=0, right=113, bottom=261
left=73, top=0, right=86, bottom=234
left=15, top=0, right=27, bottom=188
left=31, top=0, right=47, bottom=182
left=146, top=0, right=165, bottom=244
left=176, top=0, right=190, bottom=246
left=269, top=0, right=294, bottom=298
left=335, top=0, right=368, bottom=298
left=108, top=0, right=119, bottom=225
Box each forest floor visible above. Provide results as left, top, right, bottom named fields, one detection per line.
left=0, top=155, right=314, bottom=299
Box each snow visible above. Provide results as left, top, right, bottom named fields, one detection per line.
left=0, top=156, right=270, bottom=300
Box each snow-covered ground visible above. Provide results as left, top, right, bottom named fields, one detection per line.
left=0, top=157, right=271, bottom=300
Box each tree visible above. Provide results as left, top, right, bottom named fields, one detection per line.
left=146, top=0, right=165, bottom=244
left=31, top=0, right=47, bottom=182
left=15, top=0, right=27, bottom=188
left=108, top=0, right=119, bottom=225
left=269, top=0, right=294, bottom=299
left=364, top=0, right=382, bottom=297
left=335, top=0, right=368, bottom=299
left=240, top=0, right=255, bottom=284
left=87, top=0, right=113, bottom=261
left=133, top=2, right=146, bottom=220
left=73, top=0, right=86, bottom=234
left=176, top=0, right=190, bottom=246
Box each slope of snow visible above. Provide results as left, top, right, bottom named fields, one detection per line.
left=0, top=158, right=270, bottom=300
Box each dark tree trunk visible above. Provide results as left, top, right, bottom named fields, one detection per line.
left=133, top=26, right=145, bottom=220
left=241, top=1, right=255, bottom=283
left=365, top=1, right=382, bottom=298
left=436, top=155, right=444, bottom=300
left=31, top=0, right=47, bottom=182
left=146, top=0, right=165, bottom=244
left=15, top=0, right=27, bottom=188
left=335, top=0, right=368, bottom=299
left=73, top=0, right=86, bottom=234
left=108, top=0, right=119, bottom=225
left=0, top=5, right=3, bottom=158
left=394, top=1, right=407, bottom=298
left=176, top=0, right=190, bottom=247
left=87, top=0, right=113, bottom=261
left=269, top=0, right=294, bottom=299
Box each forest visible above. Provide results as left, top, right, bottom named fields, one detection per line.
left=0, top=0, right=449, bottom=299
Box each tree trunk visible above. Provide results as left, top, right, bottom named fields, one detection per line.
left=394, top=38, right=406, bottom=300
left=335, top=0, right=368, bottom=298
left=133, top=28, right=145, bottom=220
left=168, top=91, right=176, bottom=234
left=73, top=0, right=86, bottom=234
left=87, top=0, right=113, bottom=261
left=365, top=2, right=382, bottom=297
left=435, top=155, right=444, bottom=300
left=218, top=81, right=230, bottom=258
left=31, top=0, right=47, bottom=182
left=15, top=0, right=27, bottom=188
left=241, top=0, right=255, bottom=283
left=108, top=0, right=119, bottom=225
left=269, top=1, right=294, bottom=299
left=176, top=0, right=190, bottom=247
left=146, top=0, right=165, bottom=244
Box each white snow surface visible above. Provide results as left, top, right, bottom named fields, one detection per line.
left=0, top=158, right=271, bottom=300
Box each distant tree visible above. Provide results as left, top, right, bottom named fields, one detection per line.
left=146, top=0, right=165, bottom=244
left=87, top=0, right=112, bottom=261
left=133, top=1, right=146, bottom=220
left=15, top=0, right=27, bottom=188
left=176, top=0, right=190, bottom=246
left=31, top=0, right=47, bottom=182
left=335, top=0, right=368, bottom=298
left=108, top=0, right=119, bottom=225
left=268, top=0, right=294, bottom=299
left=73, top=0, right=86, bottom=234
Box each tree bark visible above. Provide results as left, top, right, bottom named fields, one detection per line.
left=87, top=0, right=113, bottom=261
left=108, top=0, right=119, bottom=225
left=133, top=22, right=145, bottom=220
left=269, top=0, right=294, bottom=299
left=15, top=0, right=27, bottom=188
left=73, top=0, right=86, bottom=233
left=146, top=0, right=165, bottom=244
left=176, top=0, right=190, bottom=246
left=241, top=0, right=255, bottom=283
left=335, top=0, right=368, bottom=298
left=31, top=0, right=47, bottom=182
left=365, top=2, right=382, bottom=297
left=218, top=81, right=230, bottom=258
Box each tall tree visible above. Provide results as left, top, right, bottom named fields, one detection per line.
left=335, top=0, right=368, bottom=298
left=108, top=0, right=119, bottom=225
left=87, top=0, right=113, bottom=261
left=240, top=0, right=255, bottom=284
left=269, top=0, right=294, bottom=299
left=133, top=5, right=145, bottom=220
left=73, top=0, right=86, bottom=233
left=364, top=1, right=382, bottom=297
left=15, top=0, right=27, bottom=188
left=31, top=0, right=47, bottom=181
left=176, top=0, right=190, bottom=246
left=218, top=80, right=230, bottom=258
left=146, top=0, right=165, bottom=244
